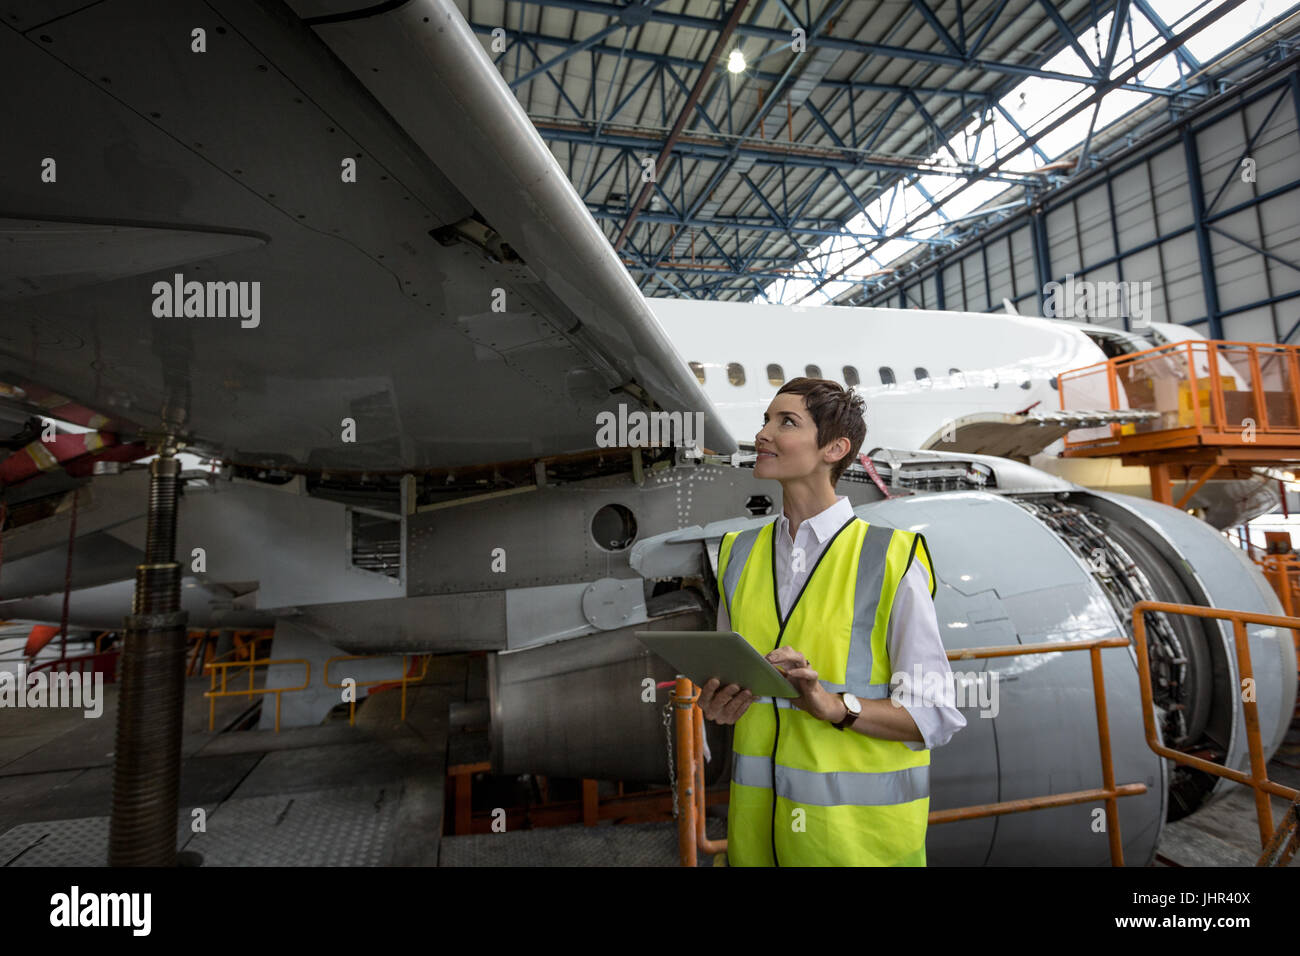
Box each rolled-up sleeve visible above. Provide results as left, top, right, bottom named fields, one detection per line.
left=887, top=558, right=967, bottom=751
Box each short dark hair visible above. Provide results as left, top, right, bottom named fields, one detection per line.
left=775, top=377, right=866, bottom=486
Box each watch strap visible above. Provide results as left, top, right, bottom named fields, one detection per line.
left=832, top=694, right=857, bottom=730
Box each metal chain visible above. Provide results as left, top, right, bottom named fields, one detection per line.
left=662, top=698, right=678, bottom=820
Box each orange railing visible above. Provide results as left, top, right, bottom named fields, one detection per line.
left=1059, top=339, right=1300, bottom=451
left=677, top=605, right=1300, bottom=866
left=1131, top=600, right=1299, bottom=864
left=323, top=654, right=431, bottom=726
left=673, top=635, right=1148, bottom=867
left=1230, top=538, right=1300, bottom=721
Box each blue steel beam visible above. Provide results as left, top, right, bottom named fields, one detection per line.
left=642, top=0, right=847, bottom=266
left=510, top=21, right=625, bottom=89
left=910, top=0, right=964, bottom=58
left=472, top=24, right=1178, bottom=98
left=489, top=1, right=1197, bottom=300
left=793, top=0, right=1250, bottom=302
left=529, top=122, right=1043, bottom=184
left=967, top=0, right=1012, bottom=59
left=852, top=60, right=1300, bottom=324
left=1131, top=0, right=1201, bottom=74
left=1034, top=0, right=1101, bottom=77
left=499, top=0, right=1176, bottom=89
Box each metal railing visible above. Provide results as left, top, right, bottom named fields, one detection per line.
left=323, top=654, right=431, bottom=726
left=673, top=636, right=1148, bottom=867
left=187, top=630, right=273, bottom=678
left=1130, top=600, right=1299, bottom=864
left=674, top=604, right=1300, bottom=866
left=203, top=657, right=311, bottom=733
left=1058, top=339, right=1300, bottom=450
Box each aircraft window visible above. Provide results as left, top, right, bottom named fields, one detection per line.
left=689, top=361, right=705, bottom=385
left=914, top=367, right=929, bottom=381
left=878, top=367, right=895, bottom=385
left=949, top=367, right=961, bottom=375
left=1020, top=380, right=1031, bottom=389
left=728, top=363, right=745, bottom=386
left=767, top=363, right=784, bottom=386
left=843, top=366, right=859, bottom=387
left=1050, top=376, right=1059, bottom=391
left=806, top=364, right=821, bottom=378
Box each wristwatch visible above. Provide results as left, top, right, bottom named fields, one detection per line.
left=832, top=692, right=861, bottom=730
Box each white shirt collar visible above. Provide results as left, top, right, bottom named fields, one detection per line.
left=778, top=495, right=854, bottom=544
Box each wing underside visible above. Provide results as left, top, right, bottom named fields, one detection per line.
left=0, top=0, right=736, bottom=474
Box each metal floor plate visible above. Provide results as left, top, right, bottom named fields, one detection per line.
left=0, top=809, right=211, bottom=867
left=438, top=816, right=728, bottom=866
left=1, top=784, right=401, bottom=866
left=180, top=785, right=400, bottom=866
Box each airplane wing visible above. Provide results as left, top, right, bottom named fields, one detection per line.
left=0, top=0, right=736, bottom=477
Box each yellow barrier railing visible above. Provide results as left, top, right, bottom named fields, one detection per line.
left=204, top=657, right=311, bottom=733
left=323, top=654, right=431, bottom=726
left=1131, top=600, right=1300, bottom=864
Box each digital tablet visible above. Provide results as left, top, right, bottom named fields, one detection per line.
left=634, top=630, right=800, bottom=698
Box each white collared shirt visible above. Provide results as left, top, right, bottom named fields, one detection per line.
left=717, top=494, right=967, bottom=751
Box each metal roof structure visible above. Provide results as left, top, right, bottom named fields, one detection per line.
left=457, top=0, right=1293, bottom=302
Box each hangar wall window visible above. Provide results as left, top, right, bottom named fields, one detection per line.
left=689, top=361, right=705, bottom=385
left=879, top=366, right=895, bottom=386
left=767, top=363, right=784, bottom=386
left=727, top=363, right=745, bottom=386
left=843, top=366, right=859, bottom=387
left=805, top=364, right=821, bottom=378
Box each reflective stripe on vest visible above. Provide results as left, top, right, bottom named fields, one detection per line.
left=732, top=753, right=930, bottom=806
left=717, top=517, right=934, bottom=867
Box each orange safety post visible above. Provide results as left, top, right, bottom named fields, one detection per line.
left=1089, top=642, right=1123, bottom=866
left=692, top=701, right=727, bottom=858
left=674, top=677, right=699, bottom=867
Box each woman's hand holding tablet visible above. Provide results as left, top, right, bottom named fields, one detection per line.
left=698, top=678, right=754, bottom=724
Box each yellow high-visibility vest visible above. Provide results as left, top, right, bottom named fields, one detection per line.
left=717, top=515, right=935, bottom=866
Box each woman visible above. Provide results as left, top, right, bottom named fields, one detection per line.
left=699, top=377, right=965, bottom=866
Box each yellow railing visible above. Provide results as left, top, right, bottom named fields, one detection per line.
left=323, top=654, right=431, bottom=726
left=204, top=657, right=311, bottom=733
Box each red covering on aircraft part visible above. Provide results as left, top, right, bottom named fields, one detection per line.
left=0, top=432, right=149, bottom=486
left=11, top=382, right=119, bottom=431
left=24, top=624, right=60, bottom=657
left=857, top=453, right=893, bottom=499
